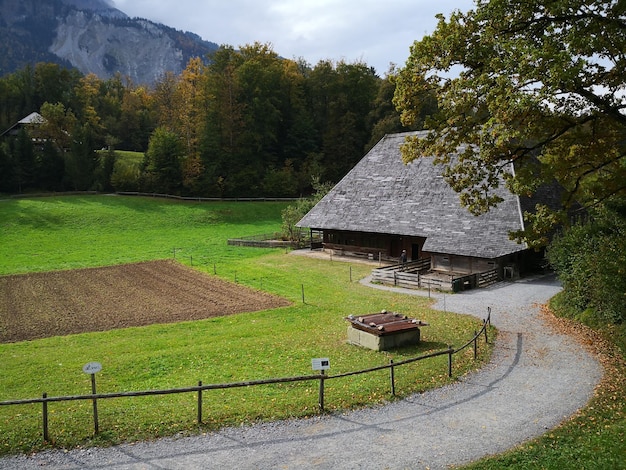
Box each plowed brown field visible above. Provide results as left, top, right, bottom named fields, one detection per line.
left=0, top=260, right=291, bottom=343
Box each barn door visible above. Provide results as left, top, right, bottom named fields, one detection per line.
left=411, top=243, right=420, bottom=261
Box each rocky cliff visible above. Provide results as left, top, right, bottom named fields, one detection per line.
left=0, top=0, right=218, bottom=84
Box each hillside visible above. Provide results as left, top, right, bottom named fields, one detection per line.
left=0, top=0, right=219, bottom=84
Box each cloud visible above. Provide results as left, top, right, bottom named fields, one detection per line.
left=112, top=0, right=474, bottom=74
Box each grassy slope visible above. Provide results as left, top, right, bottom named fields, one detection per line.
left=0, top=196, right=492, bottom=454
left=0, top=195, right=284, bottom=274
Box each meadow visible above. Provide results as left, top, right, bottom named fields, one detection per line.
left=0, top=195, right=493, bottom=455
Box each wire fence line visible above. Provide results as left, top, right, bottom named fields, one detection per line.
left=0, top=310, right=492, bottom=443
left=171, top=247, right=329, bottom=302
left=4, top=191, right=298, bottom=203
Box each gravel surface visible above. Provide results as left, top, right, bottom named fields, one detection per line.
left=0, top=273, right=603, bottom=469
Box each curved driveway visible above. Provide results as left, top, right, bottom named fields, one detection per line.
left=0, top=274, right=602, bottom=469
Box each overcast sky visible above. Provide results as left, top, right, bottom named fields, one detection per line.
left=111, top=0, right=475, bottom=75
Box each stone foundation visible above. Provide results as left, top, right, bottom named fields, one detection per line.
left=347, top=325, right=421, bottom=351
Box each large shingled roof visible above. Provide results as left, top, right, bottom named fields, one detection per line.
left=297, top=131, right=529, bottom=259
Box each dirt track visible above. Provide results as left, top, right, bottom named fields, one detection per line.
left=0, top=260, right=291, bottom=343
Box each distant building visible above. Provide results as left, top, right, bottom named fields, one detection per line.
left=0, top=112, right=46, bottom=139
left=297, top=131, right=555, bottom=282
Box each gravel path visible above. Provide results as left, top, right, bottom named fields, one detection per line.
left=0, top=274, right=603, bottom=469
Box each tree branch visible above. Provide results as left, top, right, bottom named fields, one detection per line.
left=573, top=86, right=626, bottom=126
left=506, top=11, right=626, bottom=35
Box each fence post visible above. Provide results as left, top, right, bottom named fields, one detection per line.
left=197, top=381, right=202, bottom=424
left=448, top=345, right=453, bottom=377
left=42, top=393, right=49, bottom=442
left=389, top=360, right=396, bottom=396
left=90, top=373, right=99, bottom=435
left=301, top=284, right=305, bottom=304
left=350, top=266, right=352, bottom=283
left=318, top=370, right=325, bottom=412
left=474, top=331, right=478, bottom=359
left=483, top=319, right=489, bottom=343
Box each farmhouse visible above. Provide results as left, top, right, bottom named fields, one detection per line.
left=0, top=112, right=45, bottom=138
left=297, top=131, right=555, bottom=289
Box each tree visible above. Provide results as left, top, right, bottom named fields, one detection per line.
left=281, top=176, right=333, bottom=243
left=143, top=127, right=184, bottom=195
left=394, top=0, right=626, bottom=247
left=74, top=73, right=106, bottom=148
left=547, top=201, right=626, bottom=324
left=10, top=127, right=36, bottom=193
left=33, top=63, right=81, bottom=111
left=152, top=72, right=179, bottom=133
left=0, top=144, right=12, bottom=193
left=234, top=42, right=288, bottom=193
left=65, top=123, right=99, bottom=191
left=200, top=46, right=245, bottom=196
left=262, top=160, right=298, bottom=197
left=176, top=57, right=207, bottom=160
left=38, top=101, right=76, bottom=154
left=308, top=60, right=379, bottom=182
left=365, top=66, right=435, bottom=150
left=98, top=146, right=117, bottom=192
left=118, top=84, right=155, bottom=151
left=173, top=58, right=208, bottom=194
left=35, top=140, right=65, bottom=191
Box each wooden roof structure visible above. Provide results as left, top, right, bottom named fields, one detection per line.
left=297, top=131, right=543, bottom=260
left=1, top=112, right=45, bottom=138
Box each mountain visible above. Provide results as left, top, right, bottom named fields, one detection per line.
left=0, top=0, right=219, bottom=84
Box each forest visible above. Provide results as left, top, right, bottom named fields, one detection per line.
left=0, top=43, right=427, bottom=198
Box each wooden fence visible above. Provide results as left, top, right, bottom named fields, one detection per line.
left=371, top=258, right=431, bottom=289
left=116, top=191, right=298, bottom=202
left=0, top=310, right=492, bottom=443
left=477, top=268, right=499, bottom=287
left=6, top=191, right=298, bottom=202
left=227, top=229, right=313, bottom=249
left=372, top=263, right=500, bottom=292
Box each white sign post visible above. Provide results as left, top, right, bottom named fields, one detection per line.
left=311, top=358, right=330, bottom=371
left=82, top=362, right=102, bottom=374
left=82, top=362, right=102, bottom=434
left=311, top=358, right=330, bottom=411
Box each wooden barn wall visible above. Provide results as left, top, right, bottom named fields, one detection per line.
left=321, top=230, right=426, bottom=260
left=318, top=229, right=538, bottom=276
left=431, top=254, right=498, bottom=274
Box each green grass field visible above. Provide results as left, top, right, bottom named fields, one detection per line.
left=0, top=195, right=493, bottom=455
left=97, top=149, right=144, bottom=167
left=0, top=195, right=285, bottom=274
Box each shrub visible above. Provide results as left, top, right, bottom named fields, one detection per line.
left=547, top=200, right=626, bottom=324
